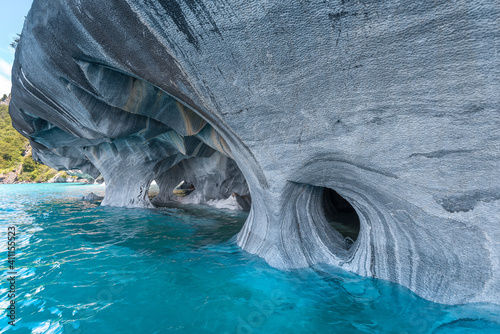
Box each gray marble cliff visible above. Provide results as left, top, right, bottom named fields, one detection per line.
left=9, top=0, right=500, bottom=305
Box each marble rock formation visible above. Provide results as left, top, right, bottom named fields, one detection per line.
left=154, top=151, right=249, bottom=209
left=9, top=0, right=500, bottom=305
left=81, top=192, right=103, bottom=202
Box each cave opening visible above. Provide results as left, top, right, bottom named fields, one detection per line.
left=322, top=187, right=360, bottom=244
left=150, top=152, right=251, bottom=211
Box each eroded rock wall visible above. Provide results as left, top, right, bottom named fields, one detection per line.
left=153, top=151, right=249, bottom=208
left=10, top=0, right=500, bottom=304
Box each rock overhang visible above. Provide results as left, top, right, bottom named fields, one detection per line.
left=9, top=0, right=500, bottom=305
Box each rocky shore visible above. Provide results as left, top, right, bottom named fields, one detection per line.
left=0, top=168, right=95, bottom=184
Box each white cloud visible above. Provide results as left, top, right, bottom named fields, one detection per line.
left=0, top=58, right=12, bottom=78
left=0, top=58, right=12, bottom=95
left=0, top=74, right=11, bottom=96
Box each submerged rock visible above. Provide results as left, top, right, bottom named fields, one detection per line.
left=9, top=0, right=500, bottom=305
left=82, top=192, right=103, bottom=201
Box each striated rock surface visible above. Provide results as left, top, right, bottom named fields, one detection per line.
left=9, top=0, right=500, bottom=305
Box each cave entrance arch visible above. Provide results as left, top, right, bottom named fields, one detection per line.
left=322, top=187, right=360, bottom=245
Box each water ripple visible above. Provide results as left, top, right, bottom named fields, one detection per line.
left=0, top=183, right=499, bottom=333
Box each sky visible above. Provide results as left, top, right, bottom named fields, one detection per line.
left=0, top=0, right=34, bottom=96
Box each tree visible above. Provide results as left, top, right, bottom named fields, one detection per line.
left=10, top=34, right=21, bottom=49
left=1, top=94, right=6, bottom=101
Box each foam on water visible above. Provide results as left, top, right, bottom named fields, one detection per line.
left=0, top=183, right=499, bottom=333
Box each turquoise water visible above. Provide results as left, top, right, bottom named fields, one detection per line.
left=0, top=183, right=499, bottom=333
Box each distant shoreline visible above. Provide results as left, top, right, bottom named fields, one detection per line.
left=0, top=181, right=98, bottom=185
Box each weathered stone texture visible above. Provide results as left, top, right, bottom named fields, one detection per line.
left=10, top=0, right=500, bottom=304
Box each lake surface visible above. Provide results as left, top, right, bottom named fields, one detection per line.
left=0, top=183, right=499, bottom=333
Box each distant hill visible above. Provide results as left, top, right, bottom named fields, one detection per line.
left=0, top=103, right=60, bottom=183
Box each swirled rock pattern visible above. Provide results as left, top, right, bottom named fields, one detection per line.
left=9, top=0, right=500, bottom=305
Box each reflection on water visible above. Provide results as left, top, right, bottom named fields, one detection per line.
left=0, top=183, right=499, bottom=333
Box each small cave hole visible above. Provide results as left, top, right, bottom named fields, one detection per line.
left=322, top=188, right=360, bottom=245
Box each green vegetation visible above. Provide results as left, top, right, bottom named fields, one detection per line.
left=17, top=160, right=58, bottom=183
left=0, top=104, right=27, bottom=171
left=10, top=33, right=21, bottom=49
left=0, top=104, right=58, bottom=182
